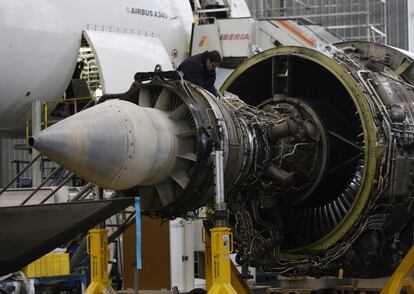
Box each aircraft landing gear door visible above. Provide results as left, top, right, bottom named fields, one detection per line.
left=83, top=30, right=173, bottom=94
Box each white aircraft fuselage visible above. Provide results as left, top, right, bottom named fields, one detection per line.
left=0, top=0, right=194, bottom=136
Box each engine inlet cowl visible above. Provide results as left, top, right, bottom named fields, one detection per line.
left=221, top=42, right=414, bottom=277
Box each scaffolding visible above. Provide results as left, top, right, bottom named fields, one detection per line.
left=246, top=0, right=387, bottom=44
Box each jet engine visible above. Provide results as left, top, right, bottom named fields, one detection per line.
left=31, top=42, right=414, bottom=277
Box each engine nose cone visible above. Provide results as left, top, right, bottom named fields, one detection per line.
left=30, top=100, right=176, bottom=190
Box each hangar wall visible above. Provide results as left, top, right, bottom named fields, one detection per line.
left=246, top=0, right=408, bottom=49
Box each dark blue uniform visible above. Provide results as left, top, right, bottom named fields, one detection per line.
left=177, top=52, right=218, bottom=96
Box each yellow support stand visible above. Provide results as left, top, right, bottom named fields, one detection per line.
left=381, top=244, right=414, bottom=294
left=205, top=229, right=252, bottom=294
left=85, top=228, right=116, bottom=294
left=207, top=227, right=244, bottom=294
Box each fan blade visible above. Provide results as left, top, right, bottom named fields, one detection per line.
left=169, top=170, right=190, bottom=189
left=176, top=129, right=196, bottom=138
left=155, top=180, right=174, bottom=206
left=169, top=104, right=187, bottom=121
left=155, top=88, right=171, bottom=110
left=176, top=152, right=197, bottom=162
left=139, top=88, right=152, bottom=107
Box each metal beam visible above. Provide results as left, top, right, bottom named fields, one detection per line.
left=409, top=0, right=414, bottom=51
left=31, top=100, right=42, bottom=186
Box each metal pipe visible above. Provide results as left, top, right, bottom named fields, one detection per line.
left=32, top=100, right=42, bottom=187
left=214, top=149, right=225, bottom=207
left=70, top=182, right=94, bottom=202
left=43, top=96, right=94, bottom=103
left=70, top=237, right=87, bottom=270
left=44, top=102, right=48, bottom=128
left=80, top=97, right=96, bottom=111
left=108, top=213, right=136, bottom=243
left=93, top=185, right=105, bottom=229
left=39, top=172, right=75, bottom=204
left=0, top=154, right=41, bottom=196
left=196, top=8, right=230, bottom=13
left=268, top=118, right=301, bottom=141
left=25, top=120, right=29, bottom=146
left=20, top=166, right=64, bottom=205
left=265, top=164, right=297, bottom=187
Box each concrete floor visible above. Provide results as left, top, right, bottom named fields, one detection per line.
left=116, top=277, right=388, bottom=294
left=118, top=291, right=172, bottom=294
